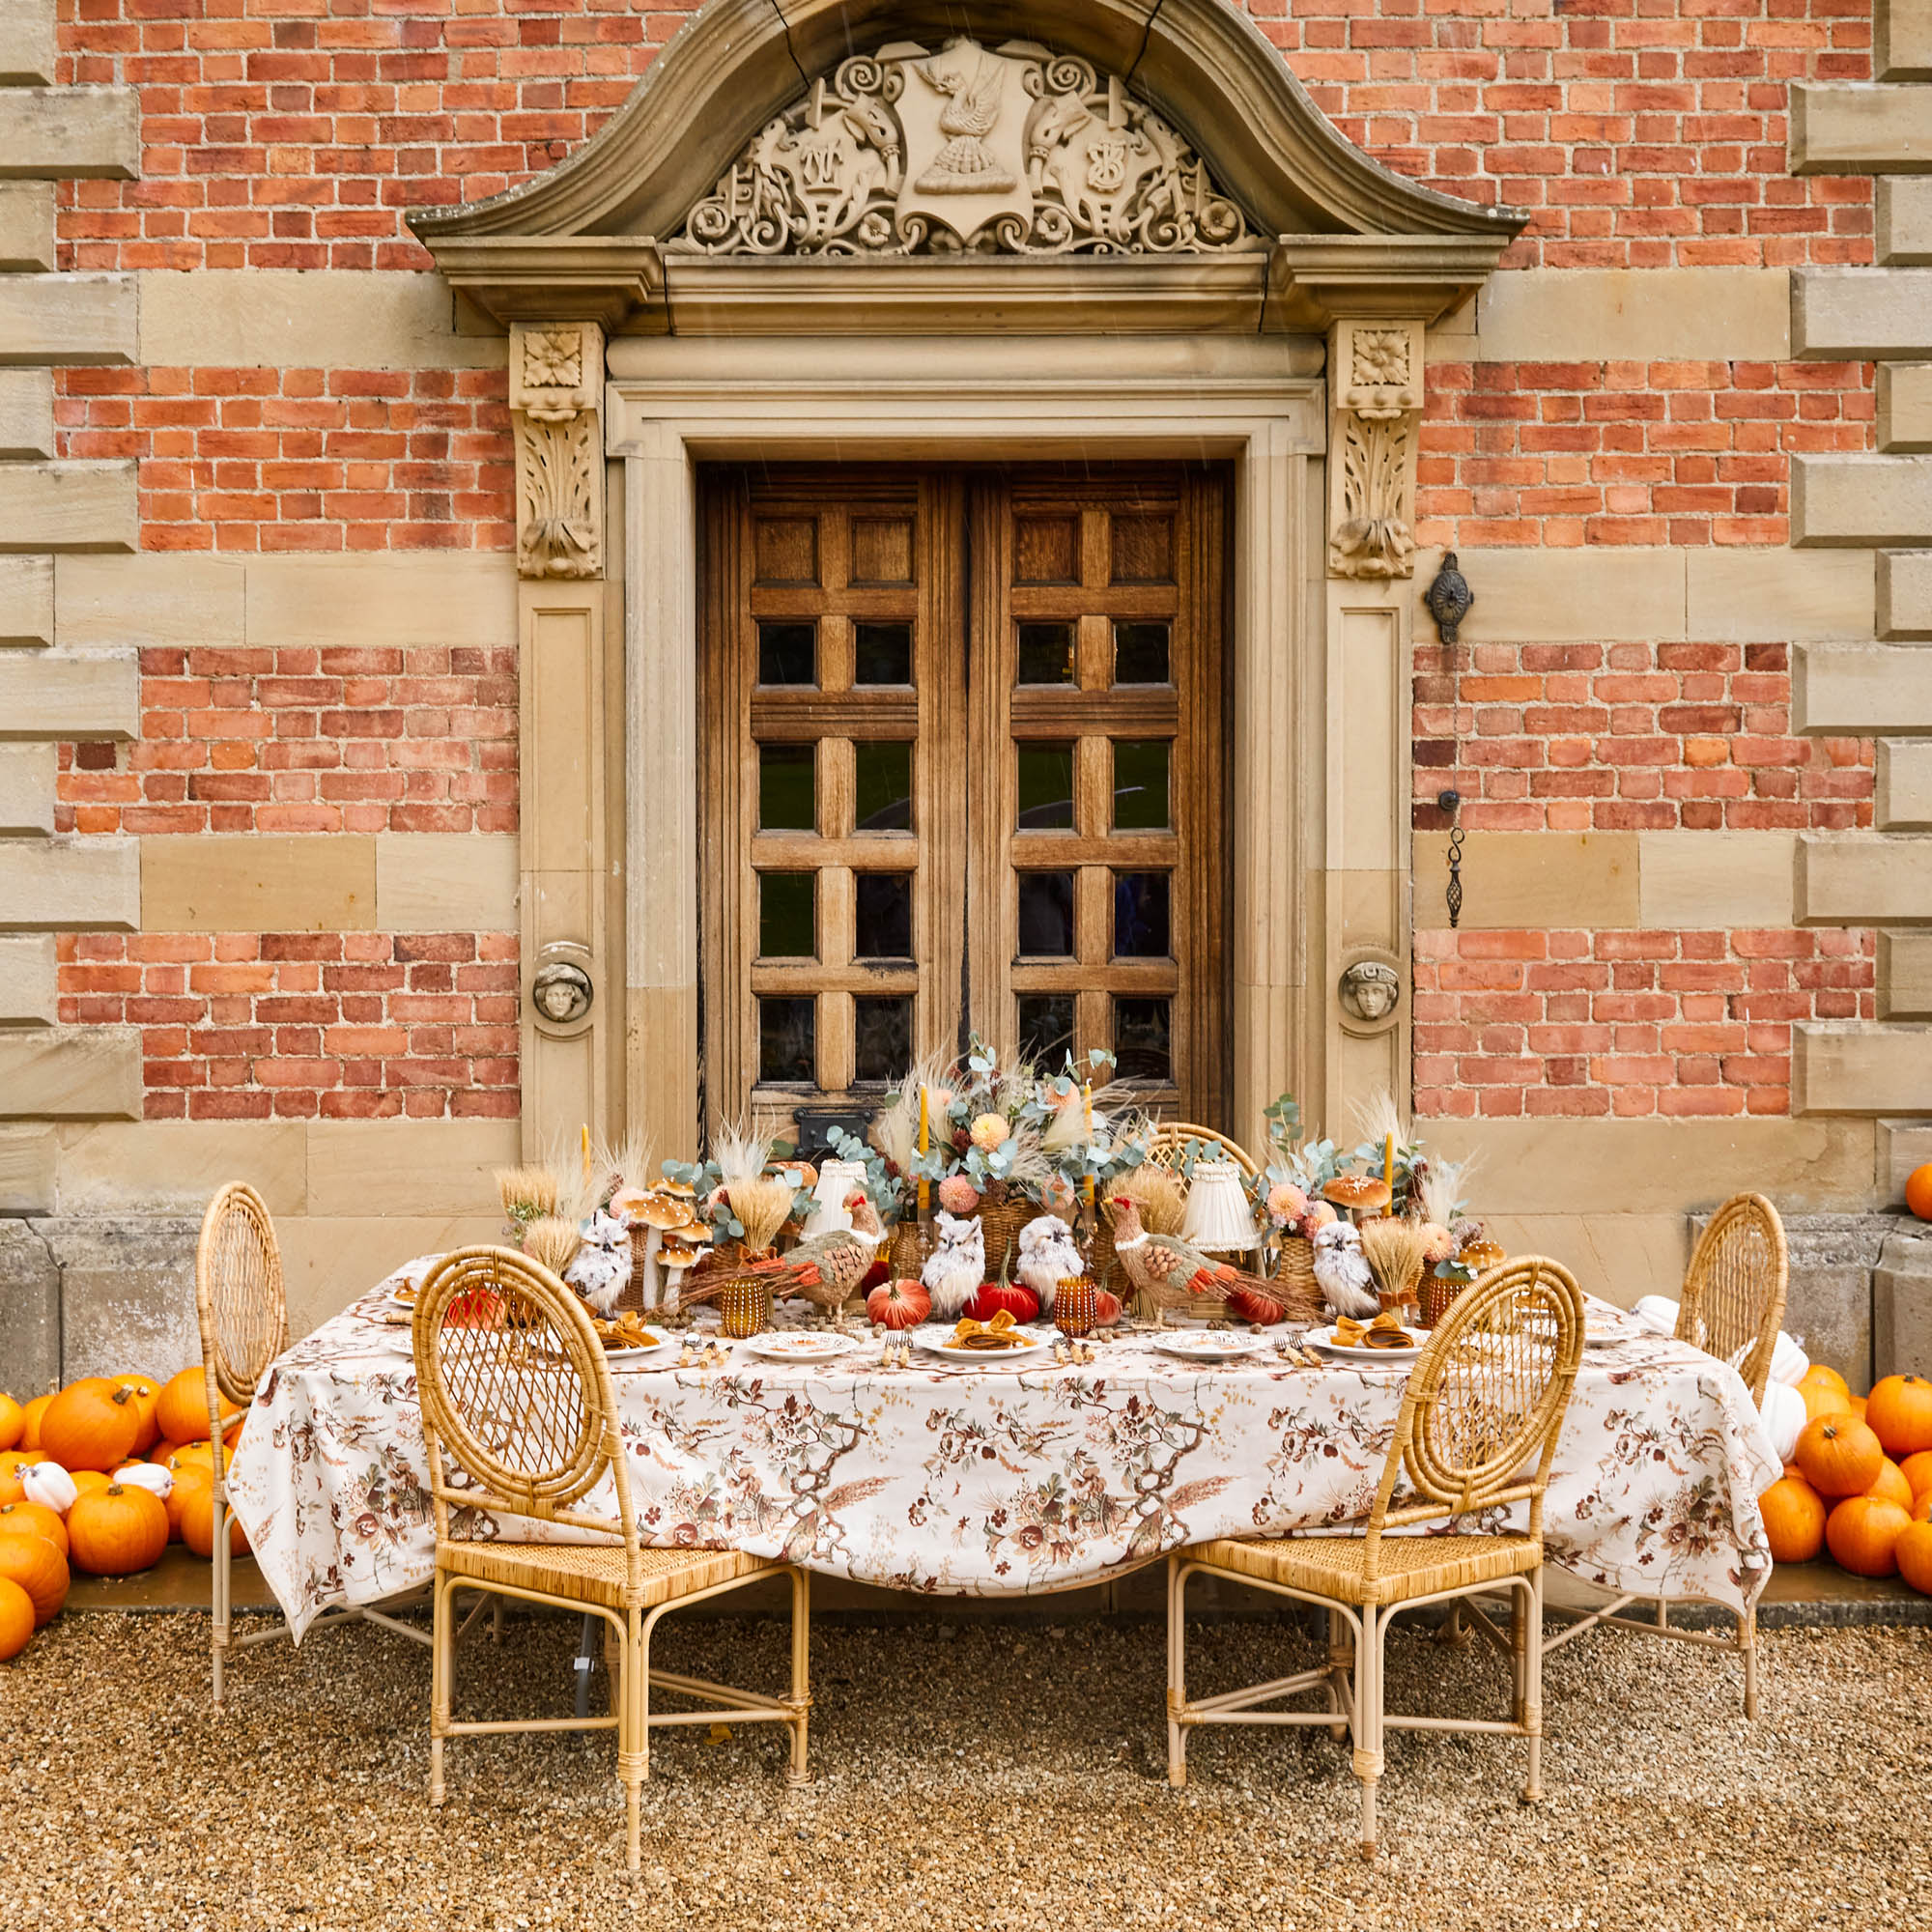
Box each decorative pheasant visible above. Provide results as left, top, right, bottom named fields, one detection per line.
left=742, top=1194, right=884, bottom=1330
left=1108, top=1197, right=1323, bottom=1327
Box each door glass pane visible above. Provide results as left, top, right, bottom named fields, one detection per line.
left=1017, top=621, right=1075, bottom=686
left=757, top=620, right=816, bottom=686
left=759, top=871, right=815, bottom=958
left=1112, top=739, right=1170, bottom=831
left=854, top=995, right=912, bottom=1083
left=759, top=996, right=815, bottom=1083
left=1113, top=870, right=1171, bottom=958
left=1115, top=996, right=1172, bottom=1082
left=854, top=620, right=913, bottom=686
left=759, top=744, right=815, bottom=830
left=854, top=742, right=912, bottom=832
left=1017, top=743, right=1074, bottom=831
left=1113, top=620, right=1170, bottom=685
left=854, top=872, right=913, bottom=958
left=1018, top=993, right=1075, bottom=1065
left=1017, top=871, right=1075, bottom=956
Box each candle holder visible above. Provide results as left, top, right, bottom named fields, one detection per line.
left=1054, top=1274, right=1098, bottom=1340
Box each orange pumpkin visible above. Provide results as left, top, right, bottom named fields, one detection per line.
left=1915, top=1491, right=1932, bottom=1524
left=0, top=1530, right=68, bottom=1625
left=1795, top=1414, right=1885, bottom=1498
left=1900, top=1449, right=1932, bottom=1501
left=1826, top=1494, right=1913, bottom=1578
left=17, top=1391, right=53, bottom=1451
left=0, top=1576, right=33, bottom=1661
left=1868, top=1459, right=1914, bottom=1512
left=1758, top=1475, right=1826, bottom=1564
left=69, top=1470, right=111, bottom=1498
left=1906, top=1161, right=1932, bottom=1221
left=106, top=1375, right=161, bottom=1456
left=154, top=1368, right=236, bottom=1452
left=38, top=1378, right=142, bottom=1475
left=1848, top=1395, right=1868, bottom=1421
left=177, top=1483, right=247, bottom=1559
left=149, top=1437, right=187, bottom=1468
left=1800, top=1379, right=1853, bottom=1424
left=1802, top=1363, right=1851, bottom=1400
left=164, top=1466, right=211, bottom=1542
left=166, top=1441, right=217, bottom=1481
left=1900, top=1521, right=1932, bottom=1596
left=1866, top=1375, right=1932, bottom=1458
left=0, top=1393, right=22, bottom=1454
left=0, top=1500, right=69, bottom=1558
left=0, top=1448, right=34, bottom=1506
left=66, top=1484, right=168, bottom=1577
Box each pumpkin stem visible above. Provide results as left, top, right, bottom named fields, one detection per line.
left=110, top=1385, right=133, bottom=1406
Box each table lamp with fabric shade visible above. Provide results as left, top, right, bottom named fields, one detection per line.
left=801, top=1158, right=868, bottom=1239
left=1179, top=1159, right=1263, bottom=1257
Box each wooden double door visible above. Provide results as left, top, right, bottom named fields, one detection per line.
left=697, top=463, right=1231, bottom=1134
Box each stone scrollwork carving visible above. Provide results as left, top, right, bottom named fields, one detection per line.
left=510, top=321, right=604, bottom=580
left=671, top=37, right=1261, bottom=258
left=1327, top=318, right=1427, bottom=581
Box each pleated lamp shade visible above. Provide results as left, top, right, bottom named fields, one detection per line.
left=801, top=1158, right=868, bottom=1238
left=1179, top=1159, right=1261, bottom=1254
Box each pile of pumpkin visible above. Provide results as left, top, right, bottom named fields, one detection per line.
left=1759, top=1368, right=1932, bottom=1590
left=0, top=1368, right=246, bottom=1662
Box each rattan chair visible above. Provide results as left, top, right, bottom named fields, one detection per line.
left=1166, top=1256, right=1585, bottom=1858
left=1145, top=1122, right=1260, bottom=1177
left=412, top=1244, right=810, bottom=1874
left=1542, top=1192, right=1787, bottom=1717
left=197, top=1183, right=429, bottom=1707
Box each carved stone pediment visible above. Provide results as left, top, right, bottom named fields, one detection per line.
left=670, top=37, right=1262, bottom=259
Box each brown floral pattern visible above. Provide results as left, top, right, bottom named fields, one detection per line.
left=226, top=1264, right=1780, bottom=1640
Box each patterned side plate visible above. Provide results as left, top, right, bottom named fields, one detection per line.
left=739, top=1332, right=862, bottom=1363
left=1150, top=1331, right=1268, bottom=1362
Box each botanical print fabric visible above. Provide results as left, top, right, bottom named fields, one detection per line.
left=226, top=1262, right=1781, bottom=1641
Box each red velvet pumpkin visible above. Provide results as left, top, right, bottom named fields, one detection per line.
left=966, top=1281, right=1039, bottom=1324
left=1094, top=1288, right=1123, bottom=1327
left=1224, top=1284, right=1294, bottom=1325
left=867, top=1278, right=931, bottom=1331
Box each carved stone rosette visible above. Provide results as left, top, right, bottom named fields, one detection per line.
left=1326, top=318, right=1426, bottom=580
left=511, top=321, right=605, bottom=580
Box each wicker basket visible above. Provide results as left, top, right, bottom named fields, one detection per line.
left=977, top=1185, right=1036, bottom=1279
left=616, top=1232, right=649, bottom=1314
left=1418, top=1273, right=1467, bottom=1330
left=888, top=1217, right=929, bottom=1284
left=1273, top=1234, right=1318, bottom=1303
left=1086, top=1211, right=1120, bottom=1294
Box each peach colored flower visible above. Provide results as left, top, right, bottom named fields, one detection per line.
left=969, top=1112, right=1009, bottom=1152
left=1265, top=1181, right=1308, bottom=1226
left=937, top=1174, right=981, bottom=1214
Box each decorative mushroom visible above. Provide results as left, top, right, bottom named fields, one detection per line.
left=629, top=1186, right=694, bottom=1310
left=657, top=1225, right=713, bottom=1314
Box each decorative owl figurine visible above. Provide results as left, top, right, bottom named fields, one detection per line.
left=1423, top=551, right=1474, bottom=645
left=565, top=1208, right=633, bottom=1316
left=921, top=1209, right=986, bottom=1321
left=1311, top=1219, right=1379, bottom=1322
left=1014, top=1213, right=1085, bottom=1314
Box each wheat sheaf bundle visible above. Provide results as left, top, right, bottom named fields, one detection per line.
left=1110, top=1159, right=1188, bottom=1236
left=1359, top=1216, right=1430, bottom=1307
left=711, top=1119, right=793, bottom=1255
left=521, top=1215, right=583, bottom=1279
left=496, top=1164, right=559, bottom=1227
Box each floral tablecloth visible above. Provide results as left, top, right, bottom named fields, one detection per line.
left=227, top=1260, right=1781, bottom=1641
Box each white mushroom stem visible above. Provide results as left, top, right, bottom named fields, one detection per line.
left=638, top=1224, right=664, bottom=1310
left=662, top=1262, right=688, bottom=1315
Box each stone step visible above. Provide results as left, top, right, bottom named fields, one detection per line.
left=1882, top=551, right=1932, bottom=639
left=1880, top=0, right=1932, bottom=79
left=1790, top=82, right=1932, bottom=173
left=0, top=86, right=139, bottom=180
left=1799, top=834, right=1932, bottom=923
left=0, top=835, right=138, bottom=931
left=1879, top=364, right=1932, bottom=451
left=1795, top=642, right=1932, bottom=729
left=1881, top=931, right=1932, bottom=1017
left=0, top=461, right=138, bottom=552
left=0, top=1027, right=141, bottom=1120
left=1793, top=453, right=1932, bottom=545
left=0, top=271, right=135, bottom=364
left=0, top=181, right=52, bottom=270
left=1797, top=1022, right=1932, bottom=1114
left=1793, top=268, right=1932, bottom=356
left=0, top=648, right=137, bottom=738
left=0, top=931, right=54, bottom=1024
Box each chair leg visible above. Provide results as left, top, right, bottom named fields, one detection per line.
left=211, top=1492, right=230, bottom=1711
left=1741, top=1605, right=1758, bottom=1721
left=1523, top=1569, right=1546, bottom=1804
left=623, top=1606, right=644, bottom=1878
left=430, top=1572, right=451, bottom=1809
left=1509, top=1581, right=1526, bottom=1726
left=1355, top=1602, right=1382, bottom=1859
left=1327, top=1607, right=1351, bottom=1742
left=1165, top=1553, right=1188, bottom=1788
left=785, top=1566, right=811, bottom=1787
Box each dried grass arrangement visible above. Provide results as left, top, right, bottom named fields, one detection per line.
left=495, top=1165, right=559, bottom=1236
left=521, top=1215, right=583, bottom=1279
left=712, top=1119, right=793, bottom=1256
left=1359, top=1217, right=1430, bottom=1310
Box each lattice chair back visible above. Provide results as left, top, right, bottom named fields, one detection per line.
left=195, top=1182, right=289, bottom=1443
left=412, top=1245, right=639, bottom=1570
left=1675, top=1194, right=1787, bottom=1405
left=1357, top=1256, right=1584, bottom=1582
left=1145, top=1122, right=1259, bottom=1178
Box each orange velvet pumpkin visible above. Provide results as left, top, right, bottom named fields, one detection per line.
left=1899, top=1521, right=1932, bottom=1596
left=1826, top=1494, right=1913, bottom=1578
left=17, top=1392, right=52, bottom=1451
left=1866, top=1375, right=1932, bottom=1458
left=1906, top=1161, right=1932, bottom=1221
left=1868, top=1459, right=1914, bottom=1511
left=1758, top=1475, right=1826, bottom=1565
left=66, top=1484, right=168, bottom=1577
left=1800, top=1380, right=1853, bottom=1424
left=0, top=1530, right=68, bottom=1626
left=106, top=1375, right=161, bottom=1456
left=38, top=1378, right=142, bottom=1475
left=1795, top=1414, right=1885, bottom=1498
left=155, top=1368, right=237, bottom=1452
left=0, top=1500, right=69, bottom=1558
left=0, top=1576, right=33, bottom=1661
left=0, top=1392, right=22, bottom=1454
left=178, top=1484, right=247, bottom=1559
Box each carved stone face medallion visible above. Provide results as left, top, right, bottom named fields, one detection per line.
left=1339, top=958, right=1401, bottom=1026
left=531, top=961, right=593, bottom=1026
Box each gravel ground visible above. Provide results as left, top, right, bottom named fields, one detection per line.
left=3, top=1607, right=1926, bottom=1930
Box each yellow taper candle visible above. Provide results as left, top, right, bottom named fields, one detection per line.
left=1382, top=1130, right=1396, bottom=1201
left=1082, top=1080, right=1096, bottom=1219
left=582, top=1123, right=592, bottom=1186
left=917, top=1085, right=930, bottom=1220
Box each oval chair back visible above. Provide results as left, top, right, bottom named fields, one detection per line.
left=411, top=1245, right=640, bottom=1577
left=1358, top=1256, right=1584, bottom=1584
left=1145, top=1122, right=1259, bottom=1178
left=195, top=1181, right=288, bottom=1463
left=1675, top=1193, right=1787, bottom=1405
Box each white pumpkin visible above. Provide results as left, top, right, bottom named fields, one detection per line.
left=111, top=1461, right=173, bottom=1500
left=1632, top=1295, right=1680, bottom=1336
left=20, top=1461, right=78, bottom=1514
left=1758, top=1380, right=1805, bottom=1464
left=1769, top=1331, right=1809, bottom=1389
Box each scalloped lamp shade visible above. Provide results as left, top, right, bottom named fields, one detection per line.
left=1179, top=1160, right=1261, bottom=1254
left=802, top=1158, right=868, bottom=1239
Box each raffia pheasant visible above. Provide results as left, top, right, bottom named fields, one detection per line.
left=1108, top=1196, right=1323, bottom=1327
left=742, top=1193, right=884, bottom=1330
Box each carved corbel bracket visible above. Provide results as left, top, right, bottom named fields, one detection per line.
left=1326, top=317, right=1427, bottom=581
left=511, top=320, right=606, bottom=580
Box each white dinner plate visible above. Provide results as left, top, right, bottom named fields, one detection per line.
left=1151, top=1331, right=1268, bottom=1362
left=739, top=1331, right=860, bottom=1364
left=917, top=1324, right=1053, bottom=1365
left=1304, top=1322, right=1427, bottom=1364
left=601, top=1327, right=674, bottom=1362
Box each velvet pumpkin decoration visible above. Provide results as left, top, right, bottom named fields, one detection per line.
left=1866, top=1375, right=1932, bottom=1458
left=1757, top=1475, right=1825, bottom=1565
left=965, top=1280, right=1040, bottom=1324
left=0, top=1530, right=69, bottom=1626
left=1825, top=1494, right=1911, bottom=1578
left=66, top=1483, right=169, bottom=1577
left=1224, top=1284, right=1296, bottom=1325
left=1795, top=1414, right=1884, bottom=1499
left=38, top=1378, right=142, bottom=1475
left=867, top=1279, right=931, bottom=1330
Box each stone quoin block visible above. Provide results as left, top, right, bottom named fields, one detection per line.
left=0, top=183, right=53, bottom=270
left=1880, top=552, right=1932, bottom=639
left=0, top=462, right=138, bottom=552
left=1880, top=931, right=1932, bottom=1018
left=1879, top=364, right=1932, bottom=451
left=0, top=741, right=55, bottom=835
left=1794, top=643, right=1932, bottom=732
left=0, top=1028, right=142, bottom=1119
left=0, top=932, right=56, bottom=1023
left=0, top=555, right=51, bottom=644
left=0, top=86, right=140, bottom=180
left=0, top=368, right=53, bottom=458
left=0, top=650, right=138, bottom=739
left=1797, top=1023, right=1932, bottom=1119
left=1789, top=82, right=1932, bottom=174
left=0, top=836, right=138, bottom=930
left=1878, top=740, right=1932, bottom=829
left=1792, top=454, right=1932, bottom=545
left=0, top=273, right=136, bottom=366
left=1799, top=835, right=1932, bottom=925
left=1793, top=269, right=1932, bottom=356
left=1881, top=180, right=1932, bottom=264
left=1879, top=0, right=1932, bottom=76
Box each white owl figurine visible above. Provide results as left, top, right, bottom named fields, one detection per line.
left=565, top=1208, right=633, bottom=1316
left=1311, top=1219, right=1378, bottom=1322
left=921, top=1209, right=985, bottom=1321
left=1015, top=1213, right=1084, bottom=1313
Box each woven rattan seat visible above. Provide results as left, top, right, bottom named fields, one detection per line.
left=440, top=1540, right=767, bottom=1612
left=1195, top=1531, right=1540, bottom=1608
left=1166, top=1256, right=1585, bottom=1859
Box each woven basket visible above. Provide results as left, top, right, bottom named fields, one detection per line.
left=616, top=1232, right=649, bottom=1313
left=888, top=1217, right=929, bottom=1284
left=978, top=1186, right=1035, bottom=1279
left=1273, top=1234, right=1317, bottom=1303
left=1418, top=1273, right=1467, bottom=1330
left=1087, top=1212, right=1120, bottom=1294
